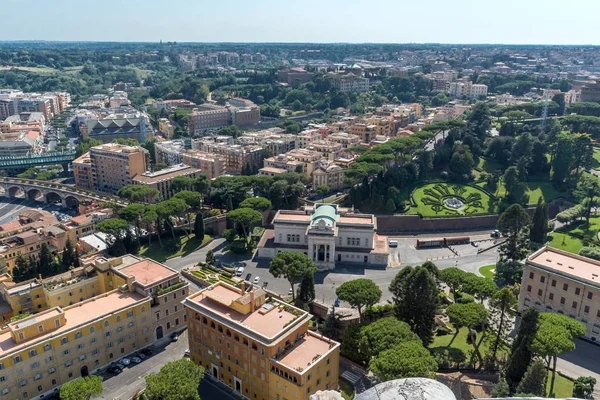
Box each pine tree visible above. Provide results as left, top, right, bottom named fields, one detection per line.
left=61, top=238, right=75, bottom=269
left=38, top=243, right=53, bottom=277
left=73, top=248, right=80, bottom=269
left=516, top=359, right=547, bottom=397
left=298, top=274, right=315, bottom=302
left=505, top=308, right=539, bottom=392
left=530, top=198, right=549, bottom=244
left=205, top=249, right=215, bottom=265
left=194, top=212, right=204, bottom=239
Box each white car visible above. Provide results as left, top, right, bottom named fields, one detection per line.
left=253, top=276, right=260, bottom=284
left=120, top=358, right=131, bottom=366
left=236, top=266, right=245, bottom=277
left=389, top=240, right=398, bottom=247
left=184, top=349, right=190, bottom=357
left=131, top=357, right=142, bottom=364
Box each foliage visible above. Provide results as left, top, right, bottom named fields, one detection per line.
left=59, top=376, right=103, bottom=400
left=340, top=323, right=366, bottom=364
left=194, top=212, right=204, bottom=239
left=572, top=376, right=597, bottom=399
left=497, top=204, right=530, bottom=280
left=269, top=252, right=316, bottom=302
left=336, top=279, right=382, bottom=322
left=298, top=273, right=315, bottom=303
left=358, top=317, right=420, bottom=361
left=118, top=185, right=160, bottom=203
left=579, top=247, right=600, bottom=261
left=369, top=341, right=438, bottom=381
left=227, top=208, right=263, bottom=249
left=389, top=265, right=439, bottom=345
left=239, top=196, right=272, bottom=211
left=530, top=198, right=549, bottom=244
left=145, top=359, right=204, bottom=400
left=505, top=308, right=539, bottom=392
left=445, top=302, right=488, bottom=366
left=486, top=287, right=517, bottom=365
left=461, top=273, right=497, bottom=302
left=439, top=267, right=467, bottom=299
left=491, top=377, right=511, bottom=398
left=515, top=359, right=547, bottom=397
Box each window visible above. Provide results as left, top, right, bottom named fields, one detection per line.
left=45, top=357, right=53, bottom=363
left=576, top=288, right=581, bottom=295
left=104, top=320, right=109, bottom=327
left=573, top=301, right=578, bottom=309
left=75, top=332, right=82, bottom=339
left=117, top=327, right=123, bottom=333
left=31, top=362, right=40, bottom=369
left=43, top=344, right=51, bottom=352
left=526, top=285, right=532, bottom=292
left=537, top=289, right=543, bottom=296
left=549, top=293, right=554, bottom=300
left=77, top=344, right=84, bottom=350
left=551, top=279, right=557, bottom=287
left=127, top=311, right=133, bottom=318
left=92, top=349, right=99, bottom=355
left=0, top=377, right=5, bottom=382
left=48, top=367, right=56, bottom=374
left=1, top=388, right=9, bottom=395
left=563, top=283, right=569, bottom=291
left=105, top=332, right=111, bottom=337
left=79, top=354, right=86, bottom=361
left=33, top=374, right=41, bottom=381
left=38, top=325, right=43, bottom=333
left=588, top=292, right=593, bottom=300
left=540, top=276, right=545, bottom=283
left=19, top=379, right=27, bottom=387
left=584, top=306, right=590, bottom=314
left=116, top=316, right=121, bottom=322
left=90, top=338, right=97, bottom=345
left=63, top=350, right=70, bottom=356
left=128, top=322, right=134, bottom=328
left=14, top=356, right=22, bottom=364
left=61, top=337, right=68, bottom=345
left=529, top=272, right=534, bottom=279
left=29, top=350, right=37, bottom=358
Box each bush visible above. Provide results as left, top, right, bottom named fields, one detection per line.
left=579, top=247, right=600, bottom=261
left=223, top=229, right=236, bottom=242
left=229, top=240, right=247, bottom=254
left=221, top=271, right=233, bottom=278
left=456, top=293, right=475, bottom=304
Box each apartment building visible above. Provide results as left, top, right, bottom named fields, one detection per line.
left=181, top=151, right=227, bottom=180
left=330, top=75, right=370, bottom=93
left=580, top=82, right=600, bottom=102
left=325, top=132, right=361, bottom=149
left=307, top=140, right=343, bottom=161
left=448, top=82, right=488, bottom=100
left=519, top=247, right=600, bottom=341
left=280, top=149, right=324, bottom=177
left=0, top=131, right=41, bottom=157
left=0, top=210, right=58, bottom=236
left=258, top=167, right=287, bottom=177
left=152, top=99, right=196, bottom=110
left=72, top=153, right=94, bottom=191
left=197, top=142, right=264, bottom=174
left=158, top=118, right=175, bottom=139
left=263, top=154, right=305, bottom=174
left=90, top=144, right=148, bottom=194
left=312, top=162, right=345, bottom=191
left=348, top=123, right=377, bottom=144
left=60, top=210, right=113, bottom=245
left=0, top=289, right=152, bottom=400
left=109, top=92, right=130, bottom=109
left=0, top=228, right=67, bottom=274
left=258, top=204, right=388, bottom=271
left=238, top=128, right=296, bottom=155
left=154, top=140, right=186, bottom=166
left=132, top=164, right=202, bottom=201
left=183, top=281, right=339, bottom=400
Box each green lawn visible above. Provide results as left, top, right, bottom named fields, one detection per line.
left=339, top=378, right=355, bottom=400
left=477, top=157, right=504, bottom=174
left=431, top=326, right=505, bottom=362
left=548, top=373, right=574, bottom=398
left=479, top=265, right=496, bottom=279
left=592, top=148, right=600, bottom=170
left=493, top=178, right=567, bottom=205
left=548, top=232, right=585, bottom=254
left=411, top=183, right=494, bottom=217
left=139, top=234, right=211, bottom=262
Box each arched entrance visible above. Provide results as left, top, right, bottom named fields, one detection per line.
left=80, top=365, right=88, bottom=377
left=156, top=326, right=164, bottom=340
left=46, top=192, right=62, bottom=205
left=27, top=189, right=43, bottom=201
left=64, top=195, right=79, bottom=209
left=8, top=186, right=24, bottom=199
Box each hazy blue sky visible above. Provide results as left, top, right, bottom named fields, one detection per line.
left=3, top=0, right=598, bottom=44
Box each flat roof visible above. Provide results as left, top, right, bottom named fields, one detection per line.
left=274, top=212, right=310, bottom=223
left=117, top=259, right=178, bottom=287
left=528, top=247, right=600, bottom=286
left=133, top=164, right=200, bottom=183
left=276, top=332, right=333, bottom=371
left=187, top=283, right=305, bottom=340
left=0, top=291, right=145, bottom=357
left=339, top=216, right=373, bottom=225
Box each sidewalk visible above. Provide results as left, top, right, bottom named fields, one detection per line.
left=339, top=357, right=371, bottom=394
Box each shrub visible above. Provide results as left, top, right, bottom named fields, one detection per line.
left=223, top=229, right=236, bottom=242
left=456, top=293, right=475, bottom=304
left=579, top=247, right=600, bottom=261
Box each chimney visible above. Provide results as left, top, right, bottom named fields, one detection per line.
left=250, top=290, right=255, bottom=312
left=241, top=282, right=246, bottom=296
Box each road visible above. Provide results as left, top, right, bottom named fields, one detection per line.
left=556, top=339, right=600, bottom=397
left=0, top=198, right=42, bottom=225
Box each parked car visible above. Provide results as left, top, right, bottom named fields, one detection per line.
left=141, top=348, right=153, bottom=356
left=171, top=333, right=179, bottom=342
left=253, top=276, right=260, bottom=284
left=236, top=266, right=245, bottom=276
left=288, top=288, right=293, bottom=296
left=137, top=352, right=146, bottom=360
left=108, top=366, right=122, bottom=375
left=245, top=273, right=252, bottom=281
left=471, top=241, right=479, bottom=247
left=120, top=358, right=131, bottom=366
left=131, top=356, right=142, bottom=364
left=389, top=240, right=398, bottom=247
left=184, top=349, right=190, bottom=357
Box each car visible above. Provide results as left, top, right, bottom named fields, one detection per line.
left=171, top=333, right=179, bottom=342
left=253, top=276, right=260, bottom=284
left=137, top=352, right=146, bottom=360
left=141, top=348, right=153, bottom=356
left=388, top=240, right=398, bottom=247
left=184, top=349, right=190, bottom=357
left=120, top=358, right=131, bottom=366
left=108, top=366, right=122, bottom=375
left=245, top=273, right=252, bottom=281
left=471, top=241, right=479, bottom=247
left=131, top=356, right=142, bottom=364
left=236, top=266, right=245, bottom=277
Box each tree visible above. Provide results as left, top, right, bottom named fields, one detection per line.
left=98, top=218, right=129, bottom=243
left=315, top=185, right=330, bottom=202
left=359, top=317, right=420, bottom=360
left=142, top=205, right=158, bottom=247
left=461, top=273, right=497, bottom=303
left=369, top=341, right=438, bottom=381
left=340, top=323, right=366, bottom=364
left=298, top=273, right=315, bottom=302
left=37, top=242, right=54, bottom=277
left=227, top=208, right=263, bottom=249
left=239, top=196, right=271, bottom=211
left=446, top=302, right=488, bottom=366
left=269, top=252, right=316, bottom=302
left=486, top=287, right=517, bottom=364
left=515, top=359, right=547, bottom=397
left=145, top=359, right=204, bottom=400
left=491, top=377, right=511, bottom=398
left=502, top=166, right=523, bottom=201
left=575, top=175, right=600, bottom=225
left=390, top=265, right=439, bottom=345
left=59, top=376, right=103, bottom=400
left=497, top=204, right=531, bottom=280
left=531, top=313, right=586, bottom=396
left=170, top=175, right=195, bottom=192
left=336, top=279, right=382, bottom=323
left=194, top=212, right=204, bottom=239
left=530, top=198, right=549, bottom=244
left=449, top=145, right=475, bottom=176
left=156, top=198, right=188, bottom=241
left=573, top=376, right=597, bottom=399
left=505, top=308, right=539, bottom=392
left=117, top=185, right=160, bottom=203
left=61, top=238, right=75, bottom=270
left=205, top=249, right=215, bottom=266
left=118, top=203, right=146, bottom=248
left=551, top=133, right=575, bottom=185
left=439, top=267, right=466, bottom=300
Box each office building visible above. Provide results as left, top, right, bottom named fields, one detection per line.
left=181, top=151, right=227, bottom=180
left=330, top=75, right=370, bottom=93
left=183, top=281, right=339, bottom=400
left=132, top=164, right=202, bottom=201
left=519, top=246, right=600, bottom=341
left=89, top=144, right=148, bottom=194
left=258, top=204, right=388, bottom=270
left=187, top=105, right=232, bottom=134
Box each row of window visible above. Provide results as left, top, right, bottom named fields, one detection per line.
left=526, top=287, right=600, bottom=317
left=529, top=272, right=594, bottom=299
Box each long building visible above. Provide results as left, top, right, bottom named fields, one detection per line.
left=132, top=164, right=202, bottom=201
left=519, top=246, right=600, bottom=341
left=183, top=281, right=339, bottom=400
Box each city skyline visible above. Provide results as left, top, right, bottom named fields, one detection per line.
left=3, top=0, right=599, bottom=45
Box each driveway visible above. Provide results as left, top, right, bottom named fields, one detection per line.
left=165, top=238, right=228, bottom=270
left=94, top=330, right=189, bottom=400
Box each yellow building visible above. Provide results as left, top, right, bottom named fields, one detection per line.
left=89, top=143, right=148, bottom=194
left=72, top=152, right=94, bottom=191
left=312, top=163, right=345, bottom=191
left=348, top=123, right=377, bottom=144
left=0, top=289, right=152, bottom=400
left=132, top=164, right=202, bottom=201
left=520, top=246, right=600, bottom=341
left=0, top=227, right=67, bottom=274
left=184, top=282, right=340, bottom=400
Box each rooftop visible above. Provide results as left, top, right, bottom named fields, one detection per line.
left=0, top=290, right=145, bottom=357
left=275, top=332, right=335, bottom=371
left=186, top=282, right=307, bottom=341
left=116, top=259, right=178, bottom=287
left=528, top=247, right=600, bottom=287
left=133, top=164, right=200, bottom=184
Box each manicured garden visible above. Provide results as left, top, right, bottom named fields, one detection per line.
left=478, top=265, right=496, bottom=279
left=410, top=183, right=494, bottom=217
left=139, top=234, right=212, bottom=262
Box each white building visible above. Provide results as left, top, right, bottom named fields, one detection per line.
left=331, top=75, right=370, bottom=93
left=257, top=204, right=388, bottom=271
left=448, top=82, right=488, bottom=100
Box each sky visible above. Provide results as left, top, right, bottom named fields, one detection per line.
left=2, top=0, right=599, bottom=45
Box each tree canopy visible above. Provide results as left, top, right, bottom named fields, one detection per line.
left=269, top=252, right=316, bottom=302
left=145, top=359, right=204, bottom=400
left=336, top=278, right=382, bottom=322
left=59, top=376, right=103, bottom=400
